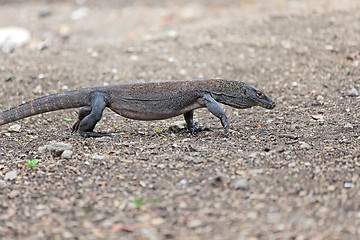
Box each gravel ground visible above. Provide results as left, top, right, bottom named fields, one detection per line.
left=0, top=0, right=359, bottom=239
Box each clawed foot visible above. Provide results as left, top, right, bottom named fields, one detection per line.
left=79, top=131, right=112, bottom=138
left=188, top=125, right=212, bottom=135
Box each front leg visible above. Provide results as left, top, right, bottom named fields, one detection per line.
left=78, top=92, right=111, bottom=138
left=198, top=94, right=230, bottom=137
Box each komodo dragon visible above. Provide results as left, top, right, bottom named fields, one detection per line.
left=0, top=79, right=276, bottom=137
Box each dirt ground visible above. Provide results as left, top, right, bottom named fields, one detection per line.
left=0, top=0, right=359, bottom=239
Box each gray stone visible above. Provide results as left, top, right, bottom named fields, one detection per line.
left=288, top=162, right=296, bottom=168
left=38, top=142, right=72, bottom=156
left=4, top=170, right=17, bottom=181
left=299, top=142, right=311, bottom=150
left=344, top=182, right=355, bottom=188
left=38, top=7, right=52, bottom=18
left=232, top=178, right=248, bottom=190
left=8, top=124, right=21, bottom=132
left=0, top=179, right=7, bottom=188
left=184, top=155, right=204, bottom=164
left=61, top=150, right=73, bottom=159
left=92, top=154, right=105, bottom=160
left=349, top=88, right=359, bottom=97
left=169, top=121, right=186, bottom=132
left=187, top=219, right=203, bottom=228
left=0, top=27, right=31, bottom=53
left=8, top=190, right=19, bottom=198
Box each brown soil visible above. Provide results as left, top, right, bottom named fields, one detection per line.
left=0, top=0, right=359, bottom=239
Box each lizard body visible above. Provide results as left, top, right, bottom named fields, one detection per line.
left=0, top=79, right=275, bottom=137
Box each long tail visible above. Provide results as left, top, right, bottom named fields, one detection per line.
left=0, top=88, right=92, bottom=126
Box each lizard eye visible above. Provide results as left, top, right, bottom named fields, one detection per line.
left=256, top=91, right=264, bottom=98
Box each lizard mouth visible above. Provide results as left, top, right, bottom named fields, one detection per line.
left=251, top=96, right=276, bottom=109
left=264, top=101, right=276, bottom=109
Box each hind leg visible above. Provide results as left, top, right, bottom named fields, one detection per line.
left=184, top=110, right=211, bottom=135
left=72, top=106, right=92, bottom=133
left=77, top=92, right=110, bottom=138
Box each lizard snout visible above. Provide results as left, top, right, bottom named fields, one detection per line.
left=269, top=101, right=276, bottom=109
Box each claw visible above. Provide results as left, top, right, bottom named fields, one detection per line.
left=224, top=127, right=230, bottom=137
left=72, top=120, right=80, bottom=133
left=188, top=126, right=212, bottom=136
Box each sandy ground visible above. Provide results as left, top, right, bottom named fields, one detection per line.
left=0, top=0, right=360, bottom=239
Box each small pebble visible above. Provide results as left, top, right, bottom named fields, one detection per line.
left=151, top=217, right=165, bottom=226
left=129, top=55, right=139, bottom=61
left=316, top=95, right=324, bottom=101
left=311, top=114, right=324, bottom=122
left=139, top=181, right=146, bottom=187
left=179, top=179, right=187, bottom=185
left=299, top=142, right=311, bottom=150
left=266, top=119, right=275, bottom=125
left=8, top=124, right=21, bottom=132
left=4, top=170, right=17, bottom=181
left=91, top=51, right=98, bottom=57
left=8, top=190, right=20, bottom=198
left=0, top=179, right=7, bottom=188
left=344, top=182, right=355, bottom=188
left=348, top=88, right=359, bottom=97
left=126, top=47, right=135, bottom=53
left=38, top=7, right=52, bottom=18
left=169, top=121, right=186, bottom=132
left=65, top=165, right=77, bottom=172
left=71, top=7, right=89, bottom=20
left=167, top=30, right=178, bottom=37
left=185, top=155, right=204, bottom=164
left=0, top=27, right=31, bottom=53
left=248, top=152, right=258, bottom=158
left=232, top=178, right=248, bottom=190
left=92, top=154, right=105, bottom=160
left=61, top=150, right=73, bottom=159
left=187, top=219, right=203, bottom=229
left=344, top=123, right=353, bottom=129
left=157, top=164, right=166, bottom=169
left=323, top=146, right=334, bottom=152
left=179, top=69, right=187, bottom=76
left=324, top=45, right=334, bottom=51
left=32, top=85, right=43, bottom=94
left=288, top=162, right=296, bottom=168
left=38, top=142, right=72, bottom=156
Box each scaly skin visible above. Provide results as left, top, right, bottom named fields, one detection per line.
left=0, top=79, right=276, bottom=137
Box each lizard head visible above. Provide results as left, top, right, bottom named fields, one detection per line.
left=243, top=85, right=276, bottom=109
left=208, top=79, right=276, bottom=109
